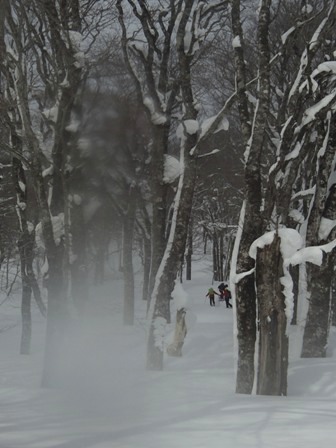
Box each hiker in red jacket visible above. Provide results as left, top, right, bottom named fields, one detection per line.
left=223, top=285, right=232, bottom=308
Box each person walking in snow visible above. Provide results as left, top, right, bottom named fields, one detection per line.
left=223, top=285, right=232, bottom=308
left=218, top=283, right=226, bottom=302
left=206, top=287, right=219, bottom=306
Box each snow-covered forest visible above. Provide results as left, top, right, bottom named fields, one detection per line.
left=1, top=0, right=336, bottom=446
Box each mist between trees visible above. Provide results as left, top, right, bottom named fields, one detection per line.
left=0, top=0, right=336, bottom=396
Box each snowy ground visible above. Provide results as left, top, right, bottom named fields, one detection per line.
left=1, top=255, right=336, bottom=448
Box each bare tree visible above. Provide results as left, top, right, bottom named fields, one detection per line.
left=117, top=0, right=231, bottom=369
left=231, top=0, right=336, bottom=395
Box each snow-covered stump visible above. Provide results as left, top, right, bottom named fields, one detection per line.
left=167, top=308, right=187, bottom=357
left=255, top=235, right=288, bottom=396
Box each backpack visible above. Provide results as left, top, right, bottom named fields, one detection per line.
left=224, top=289, right=231, bottom=299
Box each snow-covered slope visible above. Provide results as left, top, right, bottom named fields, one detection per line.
left=0, top=255, right=336, bottom=448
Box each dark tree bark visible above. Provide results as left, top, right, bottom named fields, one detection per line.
left=290, top=265, right=299, bottom=325
left=301, top=258, right=334, bottom=357
left=302, top=113, right=336, bottom=356
left=70, top=200, right=89, bottom=314
left=146, top=144, right=198, bottom=369
left=302, top=182, right=336, bottom=356
left=232, top=0, right=271, bottom=394
left=20, top=274, right=32, bottom=355
left=186, top=219, right=192, bottom=281
left=142, top=235, right=151, bottom=300
left=256, top=234, right=288, bottom=396
left=123, top=187, right=136, bottom=325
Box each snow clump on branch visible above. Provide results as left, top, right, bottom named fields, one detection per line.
left=163, top=155, right=181, bottom=184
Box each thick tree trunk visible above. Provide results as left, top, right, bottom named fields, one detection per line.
left=224, top=234, right=234, bottom=281
left=147, top=129, right=198, bottom=370
left=148, top=124, right=169, bottom=303
left=235, top=272, right=257, bottom=393
left=301, top=259, right=333, bottom=357
left=233, top=0, right=271, bottom=394
left=256, top=235, right=288, bottom=396
left=301, top=123, right=336, bottom=356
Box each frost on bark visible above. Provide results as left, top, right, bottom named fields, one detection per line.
left=255, top=235, right=288, bottom=396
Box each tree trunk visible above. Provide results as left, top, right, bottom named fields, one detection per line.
left=212, top=232, right=219, bottom=281
left=233, top=0, right=271, bottom=394
left=186, top=219, right=192, bottom=281
left=301, top=258, right=334, bottom=357
left=224, top=233, right=234, bottom=281
left=70, top=201, right=89, bottom=314
left=41, top=248, right=67, bottom=388
left=20, top=275, right=32, bottom=355
left=148, top=124, right=169, bottom=303
left=123, top=189, right=136, bottom=325
left=147, top=128, right=198, bottom=370
left=256, top=234, right=288, bottom=396
left=142, top=236, right=151, bottom=301
left=332, top=274, right=336, bottom=327
left=219, top=233, right=224, bottom=281
left=12, top=156, right=46, bottom=355
left=290, top=265, right=299, bottom=325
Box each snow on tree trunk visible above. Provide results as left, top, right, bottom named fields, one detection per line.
left=302, top=180, right=336, bottom=356
left=255, top=234, right=288, bottom=396
left=146, top=143, right=197, bottom=369
left=167, top=308, right=187, bottom=357
left=231, top=0, right=271, bottom=394
left=302, top=117, right=336, bottom=357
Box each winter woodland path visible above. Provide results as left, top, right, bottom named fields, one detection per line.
left=1, top=256, right=336, bottom=447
